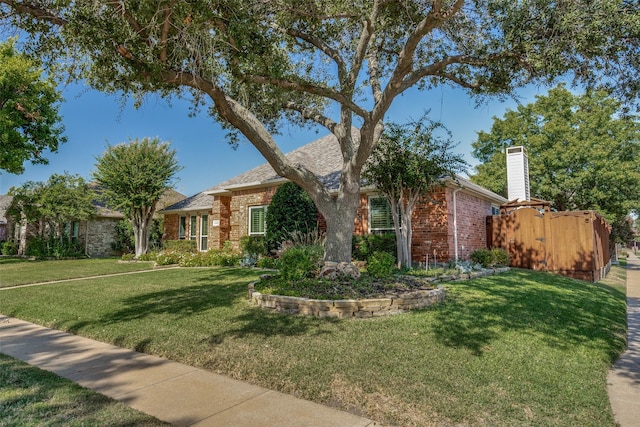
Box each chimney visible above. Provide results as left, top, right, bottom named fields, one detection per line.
left=506, top=146, right=530, bottom=202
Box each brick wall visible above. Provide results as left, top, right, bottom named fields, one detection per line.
left=410, top=187, right=451, bottom=263
left=446, top=189, right=493, bottom=261
left=228, top=186, right=278, bottom=251
left=211, top=196, right=231, bottom=249
left=164, top=214, right=179, bottom=240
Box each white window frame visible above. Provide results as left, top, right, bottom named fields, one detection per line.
left=189, top=215, right=197, bottom=241
left=178, top=216, right=186, bottom=240
left=248, top=205, right=267, bottom=236
left=368, top=196, right=395, bottom=233
left=200, top=214, right=208, bottom=251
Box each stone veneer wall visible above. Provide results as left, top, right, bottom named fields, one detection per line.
left=83, top=218, right=120, bottom=257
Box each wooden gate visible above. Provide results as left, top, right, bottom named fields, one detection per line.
left=487, top=206, right=611, bottom=281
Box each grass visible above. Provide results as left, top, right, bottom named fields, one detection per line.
left=0, top=354, right=169, bottom=426
left=0, top=265, right=627, bottom=426
left=0, top=258, right=156, bottom=288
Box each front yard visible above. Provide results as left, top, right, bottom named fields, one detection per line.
left=0, top=261, right=627, bottom=426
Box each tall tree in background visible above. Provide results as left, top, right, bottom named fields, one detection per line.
left=363, top=119, right=466, bottom=267
left=1, top=1, right=638, bottom=270
left=93, top=138, right=181, bottom=258
left=0, top=38, right=65, bottom=174
left=471, top=85, right=640, bottom=236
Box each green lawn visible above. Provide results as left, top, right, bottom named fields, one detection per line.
left=0, top=258, right=156, bottom=288
left=0, top=354, right=169, bottom=426
left=0, top=265, right=627, bottom=426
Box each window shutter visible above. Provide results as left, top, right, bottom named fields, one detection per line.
left=370, top=197, right=393, bottom=231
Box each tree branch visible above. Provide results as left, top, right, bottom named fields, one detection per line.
left=282, top=26, right=347, bottom=79
left=283, top=101, right=339, bottom=133
left=0, top=0, right=66, bottom=25
left=159, top=1, right=175, bottom=64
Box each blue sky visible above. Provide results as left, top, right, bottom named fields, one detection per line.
left=0, top=82, right=549, bottom=197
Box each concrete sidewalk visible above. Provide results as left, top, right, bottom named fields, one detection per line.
left=607, top=251, right=640, bottom=427
left=0, top=317, right=375, bottom=427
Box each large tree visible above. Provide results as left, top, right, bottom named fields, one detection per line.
left=471, top=85, right=640, bottom=230
left=363, top=119, right=466, bottom=268
left=2, top=1, right=638, bottom=268
left=93, top=138, right=181, bottom=258
left=0, top=38, right=65, bottom=174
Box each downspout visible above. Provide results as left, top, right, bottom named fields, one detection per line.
left=453, top=187, right=462, bottom=262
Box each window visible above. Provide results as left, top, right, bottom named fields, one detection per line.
left=190, top=215, right=197, bottom=240
left=178, top=216, right=186, bottom=239
left=369, top=196, right=394, bottom=232
left=65, top=221, right=80, bottom=242
left=200, top=214, right=208, bottom=250
left=491, top=205, right=500, bottom=215
left=248, top=206, right=267, bottom=235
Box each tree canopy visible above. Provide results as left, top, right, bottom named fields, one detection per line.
left=471, top=85, right=640, bottom=226
left=93, top=137, right=181, bottom=257
left=0, top=38, right=65, bottom=174
left=2, top=0, right=638, bottom=266
left=363, top=118, right=467, bottom=267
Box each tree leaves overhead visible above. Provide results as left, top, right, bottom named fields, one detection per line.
left=0, top=38, right=65, bottom=174
left=470, top=85, right=640, bottom=224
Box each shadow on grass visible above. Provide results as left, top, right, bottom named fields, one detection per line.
left=68, top=268, right=260, bottom=332
left=203, top=307, right=339, bottom=346
left=432, top=270, right=627, bottom=361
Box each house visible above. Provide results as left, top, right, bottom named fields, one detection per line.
left=2, top=188, right=185, bottom=257
left=0, top=195, right=12, bottom=242
left=161, top=132, right=507, bottom=263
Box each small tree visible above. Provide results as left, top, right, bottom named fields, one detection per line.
left=7, top=173, right=95, bottom=255
left=0, top=38, right=66, bottom=174
left=265, top=182, right=318, bottom=254
left=93, top=138, right=181, bottom=258
left=363, top=119, right=466, bottom=268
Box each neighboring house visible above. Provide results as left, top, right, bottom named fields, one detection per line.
left=0, top=195, right=13, bottom=242
left=161, top=132, right=507, bottom=263
left=2, top=188, right=185, bottom=257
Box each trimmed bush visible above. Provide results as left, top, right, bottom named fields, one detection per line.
left=367, top=251, right=396, bottom=278
left=257, top=256, right=279, bottom=269
left=470, top=248, right=509, bottom=268
left=265, top=182, right=318, bottom=254
left=163, top=240, right=197, bottom=252
left=352, top=233, right=397, bottom=261
left=26, top=236, right=83, bottom=259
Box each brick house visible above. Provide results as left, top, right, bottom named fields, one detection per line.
left=161, top=133, right=506, bottom=263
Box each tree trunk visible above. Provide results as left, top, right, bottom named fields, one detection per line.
left=132, top=207, right=153, bottom=258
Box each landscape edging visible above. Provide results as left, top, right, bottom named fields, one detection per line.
left=249, top=267, right=509, bottom=318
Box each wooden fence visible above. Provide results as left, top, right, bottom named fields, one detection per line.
left=487, top=206, right=611, bottom=282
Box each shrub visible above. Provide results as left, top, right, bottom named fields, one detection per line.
left=470, top=248, right=509, bottom=268
left=240, top=235, right=266, bottom=257
left=257, top=256, right=279, bottom=269
left=265, top=182, right=318, bottom=254
left=155, top=250, right=183, bottom=265
left=138, top=252, right=157, bottom=261
left=367, top=251, right=396, bottom=278
left=121, top=253, right=135, bottom=261
left=279, top=245, right=323, bottom=281
left=491, top=248, right=509, bottom=266
left=26, top=236, right=83, bottom=259
left=163, top=240, right=197, bottom=253
left=1, top=241, right=18, bottom=255
left=470, top=249, right=492, bottom=267
left=352, top=233, right=397, bottom=261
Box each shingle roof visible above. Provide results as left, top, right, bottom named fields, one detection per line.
left=205, top=131, right=346, bottom=194
left=159, top=191, right=215, bottom=213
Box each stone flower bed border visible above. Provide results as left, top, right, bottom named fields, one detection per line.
left=249, top=267, right=510, bottom=319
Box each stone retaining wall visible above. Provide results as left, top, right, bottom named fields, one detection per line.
left=249, top=267, right=509, bottom=319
